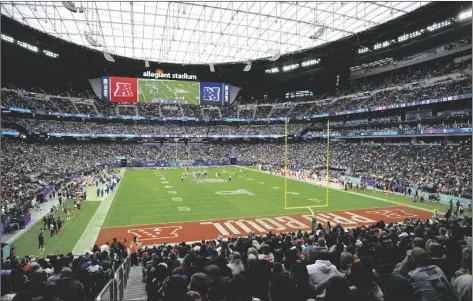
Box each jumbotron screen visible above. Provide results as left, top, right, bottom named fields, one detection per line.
left=102, top=76, right=230, bottom=106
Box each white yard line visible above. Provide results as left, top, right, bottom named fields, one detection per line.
left=240, top=167, right=441, bottom=215
left=72, top=169, right=126, bottom=255
left=100, top=204, right=396, bottom=229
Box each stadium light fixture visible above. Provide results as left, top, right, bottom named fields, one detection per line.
left=17, top=41, right=38, bottom=52
left=62, top=1, right=84, bottom=13
left=398, top=29, right=424, bottom=43
left=43, top=50, right=59, bottom=58
left=426, top=20, right=452, bottom=32
left=84, top=33, right=102, bottom=47
left=267, top=49, right=281, bottom=62
left=358, top=47, right=369, bottom=54
left=209, top=64, right=215, bottom=72
left=458, top=9, right=472, bottom=20
left=104, top=51, right=115, bottom=63
left=243, top=61, right=252, bottom=72
left=1, top=34, right=14, bottom=43
left=373, top=40, right=395, bottom=50
left=282, top=63, right=299, bottom=72
left=301, top=59, right=320, bottom=67
left=145, top=60, right=150, bottom=68
left=265, top=67, right=279, bottom=74
left=309, top=24, right=326, bottom=40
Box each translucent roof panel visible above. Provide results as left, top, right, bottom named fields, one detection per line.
left=1, top=1, right=429, bottom=64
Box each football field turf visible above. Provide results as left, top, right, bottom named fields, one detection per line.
left=138, top=79, right=200, bottom=104
left=12, top=166, right=456, bottom=257
left=95, top=167, right=451, bottom=247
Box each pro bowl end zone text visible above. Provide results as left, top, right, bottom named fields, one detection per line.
left=96, top=206, right=432, bottom=246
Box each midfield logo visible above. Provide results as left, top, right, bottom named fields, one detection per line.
left=203, top=87, right=220, bottom=102
left=114, top=82, right=134, bottom=97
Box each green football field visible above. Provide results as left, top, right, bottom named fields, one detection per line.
left=12, top=166, right=459, bottom=257
left=102, top=167, right=451, bottom=227
left=138, top=79, right=200, bottom=104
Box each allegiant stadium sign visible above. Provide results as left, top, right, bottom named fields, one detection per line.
left=142, top=71, right=198, bottom=81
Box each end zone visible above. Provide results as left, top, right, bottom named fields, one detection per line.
left=95, top=206, right=432, bottom=247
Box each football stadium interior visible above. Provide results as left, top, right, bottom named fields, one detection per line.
left=1, top=2, right=472, bottom=301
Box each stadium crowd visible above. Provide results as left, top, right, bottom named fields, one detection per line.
left=1, top=138, right=471, bottom=217
left=1, top=239, right=129, bottom=301
left=1, top=61, right=471, bottom=120
left=135, top=213, right=472, bottom=301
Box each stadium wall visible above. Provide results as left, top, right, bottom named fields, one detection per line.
left=340, top=175, right=470, bottom=206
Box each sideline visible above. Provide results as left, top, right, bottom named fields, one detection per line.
left=3, top=197, right=56, bottom=245
left=240, top=166, right=445, bottom=215
left=72, top=169, right=126, bottom=255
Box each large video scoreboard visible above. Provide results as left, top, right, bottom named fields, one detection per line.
left=102, top=76, right=230, bottom=106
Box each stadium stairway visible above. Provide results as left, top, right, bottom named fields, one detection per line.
left=123, top=266, right=147, bottom=300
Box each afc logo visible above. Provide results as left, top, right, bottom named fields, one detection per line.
left=203, top=87, right=220, bottom=102
left=114, top=82, right=134, bottom=97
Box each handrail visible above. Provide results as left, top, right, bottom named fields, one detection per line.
left=96, top=254, right=131, bottom=301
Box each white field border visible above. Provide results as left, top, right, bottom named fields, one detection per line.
left=239, top=166, right=443, bottom=215
left=72, top=168, right=126, bottom=255
left=97, top=166, right=442, bottom=231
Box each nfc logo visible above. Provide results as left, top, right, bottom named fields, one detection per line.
left=203, top=87, right=220, bottom=102
left=114, top=82, right=134, bottom=97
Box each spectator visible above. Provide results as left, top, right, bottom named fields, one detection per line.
left=86, top=258, right=104, bottom=274
left=46, top=263, right=62, bottom=285
left=347, top=261, right=384, bottom=301
left=289, top=262, right=315, bottom=300
left=55, top=268, right=86, bottom=301
left=407, top=248, right=454, bottom=301
left=227, top=252, right=244, bottom=275
left=427, top=242, right=453, bottom=280
left=452, top=274, right=472, bottom=301
left=339, top=251, right=354, bottom=275
left=306, top=250, right=342, bottom=287
left=323, top=276, right=353, bottom=301
left=451, top=246, right=472, bottom=283
left=188, top=273, right=210, bottom=301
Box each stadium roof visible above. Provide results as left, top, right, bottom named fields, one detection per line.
left=1, top=1, right=430, bottom=65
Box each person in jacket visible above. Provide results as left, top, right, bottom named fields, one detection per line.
left=306, top=250, right=342, bottom=287
left=347, top=261, right=384, bottom=301
left=24, top=270, right=46, bottom=298
left=407, top=248, right=453, bottom=301
left=55, top=268, right=85, bottom=301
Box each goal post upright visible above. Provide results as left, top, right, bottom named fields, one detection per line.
left=284, top=118, right=288, bottom=210
left=284, top=118, right=330, bottom=212
left=325, top=119, right=330, bottom=207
